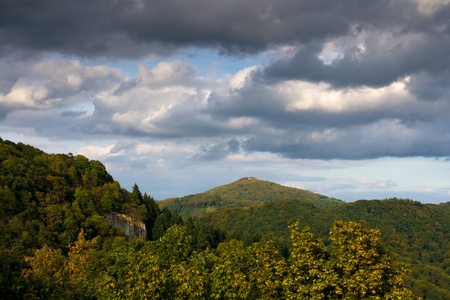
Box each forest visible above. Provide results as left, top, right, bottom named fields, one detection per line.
left=0, top=138, right=448, bottom=299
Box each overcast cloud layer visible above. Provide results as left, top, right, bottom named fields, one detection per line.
left=1, top=0, right=450, bottom=202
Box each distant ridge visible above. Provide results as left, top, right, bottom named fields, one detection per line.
left=158, top=177, right=343, bottom=218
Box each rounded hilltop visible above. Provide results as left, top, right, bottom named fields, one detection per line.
left=159, top=177, right=343, bottom=218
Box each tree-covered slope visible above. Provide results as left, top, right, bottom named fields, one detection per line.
left=200, top=197, right=450, bottom=299
left=0, top=138, right=159, bottom=298
left=159, top=177, right=343, bottom=218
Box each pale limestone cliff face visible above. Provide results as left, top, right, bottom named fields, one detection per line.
left=104, top=212, right=146, bottom=239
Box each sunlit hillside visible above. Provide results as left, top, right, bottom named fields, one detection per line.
left=159, top=176, right=343, bottom=218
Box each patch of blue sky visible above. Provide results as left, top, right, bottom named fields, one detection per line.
left=145, top=47, right=269, bottom=77
left=59, top=101, right=95, bottom=115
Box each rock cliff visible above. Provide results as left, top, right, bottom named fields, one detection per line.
left=105, top=212, right=146, bottom=239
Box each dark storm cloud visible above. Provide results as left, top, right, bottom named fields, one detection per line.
left=0, top=0, right=407, bottom=58
left=263, top=33, right=450, bottom=88
left=3, top=0, right=449, bottom=91
left=406, top=71, right=450, bottom=102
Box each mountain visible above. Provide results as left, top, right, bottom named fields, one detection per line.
left=158, top=176, right=343, bottom=218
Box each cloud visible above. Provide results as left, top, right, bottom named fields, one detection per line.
left=0, top=0, right=350, bottom=58
left=77, top=145, right=115, bottom=160
left=206, top=73, right=450, bottom=159
left=282, top=176, right=398, bottom=199
left=5, top=0, right=448, bottom=60
left=406, top=71, right=450, bottom=101
left=260, top=28, right=450, bottom=89
left=89, top=60, right=226, bottom=138
left=0, top=59, right=124, bottom=119
left=2, top=55, right=450, bottom=161
left=358, top=178, right=398, bottom=189
left=3, top=1, right=450, bottom=101
left=193, top=138, right=241, bottom=161
left=2, top=0, right=450, bottom=162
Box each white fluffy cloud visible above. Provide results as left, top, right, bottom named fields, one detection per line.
left=0, top=59, right=124, bottom=114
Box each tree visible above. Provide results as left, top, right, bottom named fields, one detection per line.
left=153, top=224, right=193, bottom=266
left=22, top=229, right=99, bottom=299
left=248, top=237, right=287, bottom=299
left=330, top=221, right=416, bottom=299
left=171, top=209, right=183, bottom=226
left=22, top=244, right=67, bottom=299
left=152, top=209, right=172, bottom=240
left=132, top=183, right=143, bottom=205
left=284, top=222, right=339, bottom=299
left=210, top=240, right=251, bottom=299
left=143, top=192, right=160, bottom=240
left=124, top=251, right=168, bottom=299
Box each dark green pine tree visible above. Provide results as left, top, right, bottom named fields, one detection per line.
left=152, top=209, right=172, bottom=240
left=143, top=192, right=160, bottom=240
left=132, top=183, right=144, bottom=205
left=171, top=210, right=183, bottom=226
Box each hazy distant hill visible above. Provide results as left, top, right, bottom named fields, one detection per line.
left=158, top=177, right=343, bottom=218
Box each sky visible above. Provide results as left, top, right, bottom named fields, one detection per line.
left=1, top=0, right=450, bottom=203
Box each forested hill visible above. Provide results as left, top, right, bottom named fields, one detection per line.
left=0, top=138, right=160, bottom=298
left=200, top=198, right=450, bottom=299
left=0, top=138, right=156, bottom=243
left=159, top=176, right=343, bottom=218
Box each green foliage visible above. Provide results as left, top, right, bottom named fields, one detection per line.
left=153, top=224, right=193, bottom=265
left=100, top=181, right=123, bottom=212
left=247, top=238, right=287, bottom=299
left=142, top=192, right=160, bottom=240
left=330, top=221, right=414, bottom=299
left=21, top=222, right=416, bottom=299
left=210, top=241, right=251, bottom=299
left=22, top=229, right=100, bottom=299
left=0, top=139, right=154, bottom=298
left=284, top=222, right=337, bottom=299
left=152, top=209, right=172, bottom=240
left=199, top=197, right=450, bottom=299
